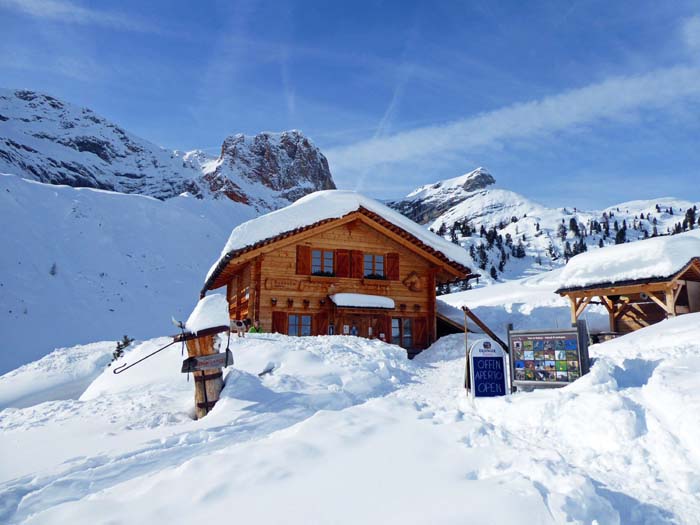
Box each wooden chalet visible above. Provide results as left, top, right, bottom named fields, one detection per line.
left=556, top=232, right=700, bottom=334
left=200, top=191, right=473, bottom=357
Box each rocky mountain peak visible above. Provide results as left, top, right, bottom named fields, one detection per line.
left=0, top=89, right=336, bottom=211
left=202, top=130, right=335, bottom=210
left=388, top=167, right=498, bottom=224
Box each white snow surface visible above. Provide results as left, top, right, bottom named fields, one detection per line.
left=558, top=229, right=700, bottom=290
left=184, top=294, right=230, bottom=334
left=329, top=293, right=395, bottom=309
left=0, top=341, right=114, bottom=409
left=207, top=190, right=473, bottom=281
left=0, top=173, right=256, bottom=374
left=439, top=268, right=610, bottom=338
left=2, top=314, right=700, bottom=523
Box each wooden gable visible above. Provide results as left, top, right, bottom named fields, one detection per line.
left=205, top=209, right=470, bottom=293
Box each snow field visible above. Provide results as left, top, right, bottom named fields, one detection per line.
left=0, top=173, right=256, bottom=374
left=2, top=314, right=700, bottom=523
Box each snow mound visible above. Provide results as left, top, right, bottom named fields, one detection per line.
left=557, top=229, right=700, bottom=290
left=207, top=190, right=472, bottom=281
left=4, top=316, right=700, bottom=524
left=184, top=294, right=229, bottom=334
left=0, top=341, right=114, bottom=409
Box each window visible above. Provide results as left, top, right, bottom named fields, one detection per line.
left=363, top=254, right=385, bottom=279
left=391, top=318, right=413, bottom=348
left=288, top=314, right=312, bottom=336
left=311, top=249, right=334, bottom=276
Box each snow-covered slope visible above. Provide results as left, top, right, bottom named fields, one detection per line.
left=390, top=168, right=699, bottom=286
left=2, top=312, right=699, bottom=523
left=0, top=173, right=257, bottom=374
left=0, top=89, right=335, bottom=210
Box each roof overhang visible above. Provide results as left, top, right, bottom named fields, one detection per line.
left=555, top=257, right=700, bottom=295
left=202, top=207, right=472, bottom=294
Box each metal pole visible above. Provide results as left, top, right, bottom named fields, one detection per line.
left=464, top=308, right=470, bottom=393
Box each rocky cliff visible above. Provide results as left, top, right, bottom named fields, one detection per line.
left=0, top=89, right=335, bottom=210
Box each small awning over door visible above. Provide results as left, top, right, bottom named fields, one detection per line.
left=328, top=293, right=395, bottom=309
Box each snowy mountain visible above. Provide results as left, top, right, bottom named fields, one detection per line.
left=0, top=89, right=334, bottom=210
left=390, top=168, right=700, bottom=287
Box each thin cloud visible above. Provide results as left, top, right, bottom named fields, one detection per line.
left=0, top=0, right=158, bottom=33
left=682, top=15, right=700, bottom=53
left=327, top=65, right=700, bottom=174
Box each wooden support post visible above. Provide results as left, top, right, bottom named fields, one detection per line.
left=184, top=331, right=226, bottom=420
left=665, top=286, right=677, bottom=318
left=569, top=297, right=578, bottom=327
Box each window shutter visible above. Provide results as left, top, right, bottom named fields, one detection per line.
left=386, top=252, right=400, bottom=280
left=296, top=245, right=311, bottom=275
left=414, top=317, right=428, bottom=348
left=350, top=250, right=364, bottom=278
left=315, top=312, right=329, bottom=336
left=335, top=249, right=350, bottom=277
left=272, top=311, right=287, bottom=334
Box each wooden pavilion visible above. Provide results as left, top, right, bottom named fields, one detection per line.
left=557, top=256, right=700, bottom=334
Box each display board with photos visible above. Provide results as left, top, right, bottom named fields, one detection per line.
left=508, top=323, right=590, bottom=388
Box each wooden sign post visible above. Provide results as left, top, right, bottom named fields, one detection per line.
left=174, top=325, right=231, bottom=419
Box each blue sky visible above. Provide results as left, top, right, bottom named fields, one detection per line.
left=1, top=0, right=699, bottom=208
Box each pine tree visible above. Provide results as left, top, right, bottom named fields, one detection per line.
left=490, top=265, right=498, bottom=280
left=111, top=335, right=134, bottom=363
left=569, top=218, right=580, bottom=237
left=615, top=226, right=626, bottom=244
left=564, top=241, right=573, bottom=261
left=558, top=221, right=567, bottom=241
left=477, top=244, right=488, bottom=270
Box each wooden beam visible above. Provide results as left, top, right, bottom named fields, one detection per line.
left=673, top=282, right=685, bottom=303
left=461, top=306, right=509, bottom=353
left=646, top=291, right=671, bottom=314
left=575, top=296, right=592, bottom=318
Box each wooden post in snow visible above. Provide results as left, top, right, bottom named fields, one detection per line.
left=175, top=325, right=230, bottom=420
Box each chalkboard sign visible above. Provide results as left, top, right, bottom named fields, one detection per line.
left=469, top=338, right=509, bottom=399
left=508, top=321, right=590, bottom=390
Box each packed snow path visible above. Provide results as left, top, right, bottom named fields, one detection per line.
left=2, top=317, right=700, bottom=524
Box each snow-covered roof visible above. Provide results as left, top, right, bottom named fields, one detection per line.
left=185, top=294, right=230, bottom=334
left=205, top=190, right=472, bottom=287
left=557, top=230, right=700, bottom=292
left=329, top=293, right=395, bottom=309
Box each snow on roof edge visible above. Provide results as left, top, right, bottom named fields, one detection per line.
left=204, top=190, right=473, bottom=287
left=556, top=230, right=700, bottom=292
